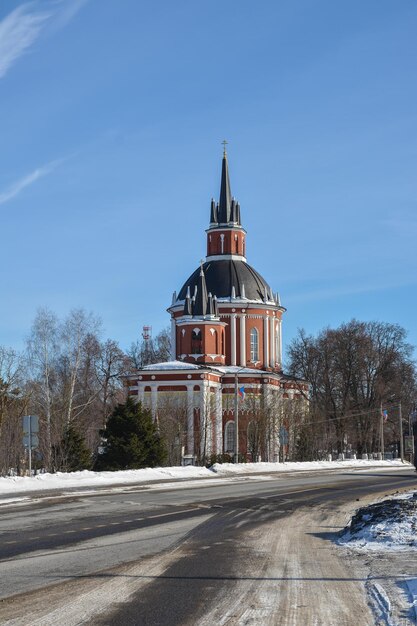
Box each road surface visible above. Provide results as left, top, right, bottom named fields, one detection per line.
left=0, top=467, right=415, bottom=625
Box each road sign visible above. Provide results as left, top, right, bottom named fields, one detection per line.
left=23, top=434, right=39, bottom=448
left=280, top=426, right=289, bottom=445
left=22, top=416, right=40, bottom=474
left=404, top=436, right=414, bottom=455
left=22, top=415, right=39, bottom=434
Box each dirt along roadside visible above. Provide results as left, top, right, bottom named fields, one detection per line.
left=195, top=506, right=369, bottom=625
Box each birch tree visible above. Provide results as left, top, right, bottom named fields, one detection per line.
left=27, top=308, right=59, bottom=467
left=60, top=308, right=101, bottom=427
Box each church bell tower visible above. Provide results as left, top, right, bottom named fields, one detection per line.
left=168, top=146, right=286, bottom=371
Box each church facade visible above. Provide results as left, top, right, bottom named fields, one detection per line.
left=127, top=149, right=308, bottom=462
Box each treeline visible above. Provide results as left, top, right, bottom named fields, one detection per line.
left=287, top=320, right=417, bottom=460
left=1, top=313, right=416, bottom=474
left=0, top=308, right=170, bottom=476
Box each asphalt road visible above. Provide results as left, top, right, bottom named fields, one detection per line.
left=0, top=467, right=415, bottom=625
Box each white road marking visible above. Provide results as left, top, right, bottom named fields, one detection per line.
left=146, top=508, right=199, bottom=520
left=260, top=485, right=329, bottom=499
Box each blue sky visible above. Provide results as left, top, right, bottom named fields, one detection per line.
left=0, top=0, right=416, bottom=360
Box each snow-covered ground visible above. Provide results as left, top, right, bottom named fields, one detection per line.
left=0, top=458, right=414, bottom=624
left=339, top=490, right=417, bottom=551
left=0, top=458, right=408, bottom=496
left=339, top=487, right=417, bottom=624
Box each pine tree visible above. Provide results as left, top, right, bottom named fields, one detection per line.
left=53, top=425, right=92, bottom=472
left=95, top=397, right=167, bottom=470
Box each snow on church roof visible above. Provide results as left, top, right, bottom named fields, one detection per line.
left=142, top=361, right=203, bottom=371
left=214, top=365, right=268, bottom=375
left=141, top=362, right=273, bottom=376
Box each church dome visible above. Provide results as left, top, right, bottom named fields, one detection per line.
left=177, top=259, right=273, bottom=303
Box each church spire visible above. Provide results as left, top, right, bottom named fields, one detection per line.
left=193, top=261, right=208, bottom=316
left=218, top=149, right=232, bottom=224
left=210, top=143, right=241, bottom=226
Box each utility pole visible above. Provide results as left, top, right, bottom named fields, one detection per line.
left=409, top=407, right=415, bottom=464
left=399, top=401, right=404, bottom=462
left=28, top=415, right=32, bottom=476
left=380, top=402, right=384, bottom=460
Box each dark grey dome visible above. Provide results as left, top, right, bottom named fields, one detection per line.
left=177, top=260, right=273, bottom=302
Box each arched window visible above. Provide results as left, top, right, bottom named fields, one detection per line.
left=213, top=329, right=218, bottom=353
left=180, top=328, right=186, bottom=354
left=250, top=328, right=259, bottom=362
left=224, top=421, right=235, bottom=453
left=191, top=328, right=202, bottom=354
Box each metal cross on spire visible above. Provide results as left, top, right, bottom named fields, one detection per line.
left=222, top=139, right=228, bottom=156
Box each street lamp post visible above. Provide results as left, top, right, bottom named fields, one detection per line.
left=234, top=371, right=239, bottom=464
left=380, top=402, right=385, bottom=459
left=234, top=364, right=251, bottom=464
left=381, top=399, right=405, bottom=463
left=399, top=401, right=404, bottom=463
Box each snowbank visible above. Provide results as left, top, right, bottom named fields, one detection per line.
left=339, top=491, right=417, bottom=551
left=211, top=458, right=407, bottom=476
left=0, top=458, right=408, bottom=496
left=0, top=466, right=213, bottom=494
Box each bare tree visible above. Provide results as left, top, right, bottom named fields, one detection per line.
left=92, top=338, right=129, bottom=434
left=287, top=320, right=417, bottom=458
left=128, top=327, right=171, bottom=369
left=25, top=308, right=129, bottom=471
left=156, top=391, right=187, bottom=465
left=0, top=347, right=28, bottom=475
left=0, top=347, right=23, bottom=435
left=60, top=309, right=101, bottom=427
left=26, top=308, right=59, bottom=467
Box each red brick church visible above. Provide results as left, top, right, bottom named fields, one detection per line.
left=128, top=148, right=307, bottom=462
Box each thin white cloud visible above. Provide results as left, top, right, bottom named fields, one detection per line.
left=0, top=160, right=59, bottom=206
left=0, top=4, right=51, bottom=79
left=49, top=0, right=90, bottom=31
left=0, top=0, right=90, bottom=79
